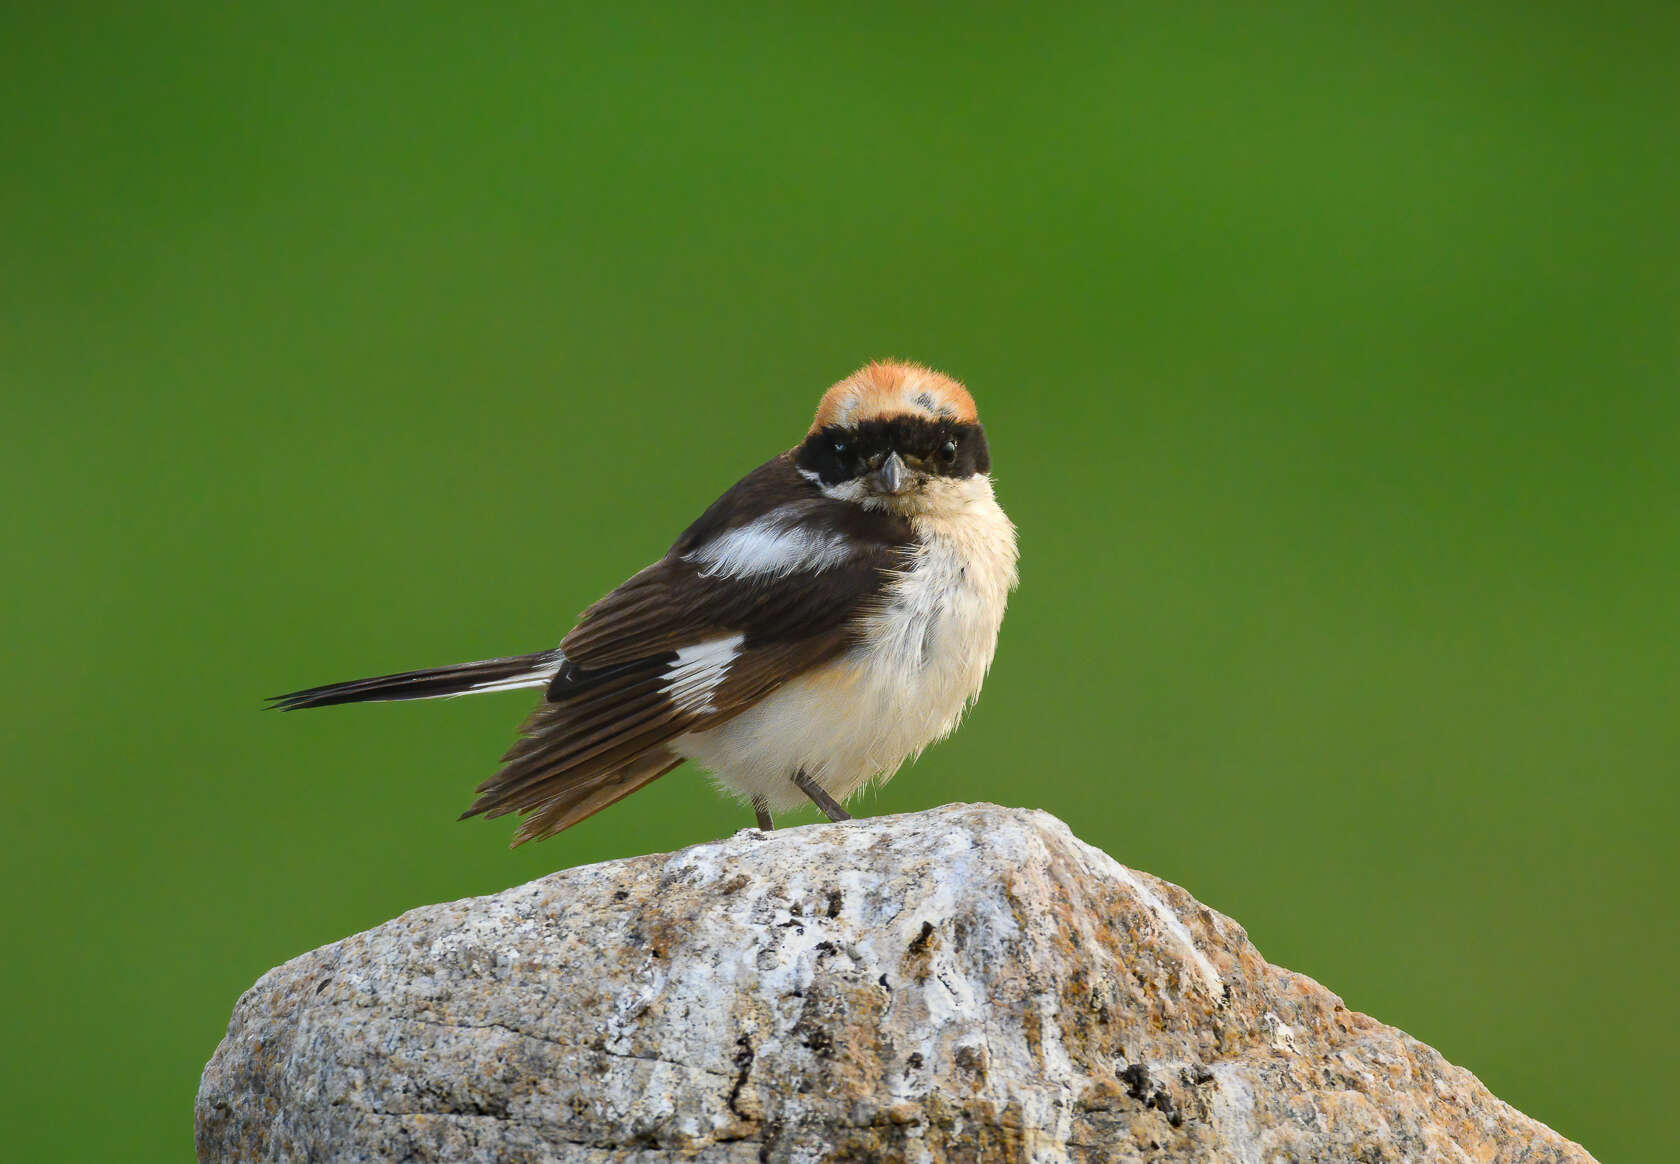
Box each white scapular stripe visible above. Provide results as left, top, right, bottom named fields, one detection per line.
left=661, top=635, right=744, bottom=714
left=684, top=509, right=854, bottom=581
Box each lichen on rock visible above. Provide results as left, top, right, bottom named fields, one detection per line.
left=196, top=803, right=1597, bottom=1163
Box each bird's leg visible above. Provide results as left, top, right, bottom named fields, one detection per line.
left=753, top=796, right=774, bottom=831
left=792, top=770, right=851, bottom=822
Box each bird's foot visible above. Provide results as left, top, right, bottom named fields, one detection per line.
left=791, top=770, right=851, bottom=822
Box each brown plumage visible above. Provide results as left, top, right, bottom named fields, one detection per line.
left=270, top=359, right=1017, bottom=846
left=447, top=452, right=914, bottom=842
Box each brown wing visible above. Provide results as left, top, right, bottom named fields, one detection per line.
left=463, top=454, right=914, bottom=844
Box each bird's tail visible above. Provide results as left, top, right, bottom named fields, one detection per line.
left=268, top=649, right=564, bottom=711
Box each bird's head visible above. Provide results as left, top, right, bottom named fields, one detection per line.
left=795, top=361, right=993, bottom=518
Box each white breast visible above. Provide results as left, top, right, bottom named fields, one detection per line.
left=672, top=476, right=1018, bottom=813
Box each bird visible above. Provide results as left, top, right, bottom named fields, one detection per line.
left=270, top=360, right=1020, bottom=845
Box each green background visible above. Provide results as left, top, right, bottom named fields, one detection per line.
left=3, top=4, right=1673, bottom=1159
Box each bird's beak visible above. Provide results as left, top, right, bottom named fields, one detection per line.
left=874, top=451, right=911, bottom=495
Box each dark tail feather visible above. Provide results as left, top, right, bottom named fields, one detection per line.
left=268, top=649, right=563, bottom=711
left=506, top=750, right=683, bottom=847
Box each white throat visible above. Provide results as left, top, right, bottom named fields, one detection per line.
left=816, top=470, right=1004, bottom=523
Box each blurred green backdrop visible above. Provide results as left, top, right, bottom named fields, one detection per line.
left=3, top=3, right=1674, bottom=1160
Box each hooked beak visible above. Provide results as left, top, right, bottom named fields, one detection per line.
left=873, top=451, right=912, bottom=495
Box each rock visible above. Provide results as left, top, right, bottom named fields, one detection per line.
left=196, top=804, right=1596, bottom=1163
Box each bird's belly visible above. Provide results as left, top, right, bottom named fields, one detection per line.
left=672, top=535, right=1010, bottom=812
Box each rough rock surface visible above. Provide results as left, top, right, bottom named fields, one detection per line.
left=196, top=804, right=1596, bottom=1163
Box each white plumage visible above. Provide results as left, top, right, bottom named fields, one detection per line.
left=272, top=359, right=1018, bottom=843
left=400, top=661, right=563, bottom=700
left=672, top=474, right=1018, bottom=812
left=683, top=508, right=855, bottom=581
left=660, top=636, right=745, bottom=714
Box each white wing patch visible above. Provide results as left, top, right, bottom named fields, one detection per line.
left=662, top=635, right=744, bottom=714
left=684, top=509, right=854, bottom=581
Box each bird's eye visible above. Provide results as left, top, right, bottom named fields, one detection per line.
left=939, top=440, right=959, bottom=464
